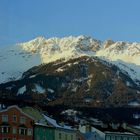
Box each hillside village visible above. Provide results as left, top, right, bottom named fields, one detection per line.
left=0, top=105, right=140, bottom=140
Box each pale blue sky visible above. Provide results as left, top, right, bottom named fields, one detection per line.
left=1, top=0, right=140, bottom=46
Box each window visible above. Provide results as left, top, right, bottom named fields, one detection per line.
left=116, top=136, right=121, bottom=140
left=129, top=138, right=133, bottom=140
left=123, top=137, right=128, bottom=140
left=1, top=127, right=10, bottom=133
left=37, top=135, right=40, bottom=140
left=12, top=138, right=16, bottom=140
left=65, top=134, right=67, bottom=140
left=19, top=128, right=27, bottom=135
left=2, top=138, right=10, bottom=140
left=71, top=135, right=73, bottom=140
left=12, top=127, right=17, bottom=134
left=59, top=133, right=62, bottom=139
left=2, top=115, right=8, bottom=122
left=111, top=136, right=115, bottom=140
left=20, top=116, right=26, bottom=124
left=133, top=138, right=138, bottom=140
left=13, top=115, right=17, bottom=122
left=106, top=136, right=111, bottom=140
left=27, top=128, right=33, bottom=136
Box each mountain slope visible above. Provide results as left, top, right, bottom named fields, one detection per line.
left=0, top=35, right=140, bottom=86
left=96, top=39, right=140, bottom=84
left=0, top=45, right=41, bottom=83
left=0, top=35, right=101, bottom=83
left=0, top=56, right=140, bottom=107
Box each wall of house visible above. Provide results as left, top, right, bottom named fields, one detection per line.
left=34, top=125, right=55, bottom=140
left=105, top=133, right=140, bottom=140
left=55, top=128, right=77, bottom=140
left=0, top=106, right=34, bottom=140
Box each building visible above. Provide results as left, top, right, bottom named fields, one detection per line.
left=91, top=125, right=140, bottom=140
left=78, top=124, right=92, bottom=133
left=34, top=123, right=78, bottom=140
left=105, top=132, right=140, bottom=140
left=34, top=123, right=55, bottom=140
left=55, top=127, right=77, bottom=140
left=122, top=123, right=140, bottom=136
left=0, top=105, right=34, bottom=140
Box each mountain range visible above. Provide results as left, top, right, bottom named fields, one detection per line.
left=0, top=35, right=140, bottom=107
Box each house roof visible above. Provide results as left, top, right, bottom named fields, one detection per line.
left=105, top=131, right=135, bottom=135
left=43, top=114, right=73, bottom=131
left=22, top=106, right=44, bottom=122
left=0, top=105, right=35, bottom=121
left=92, top=125, right=136, bottom=136
left=34, top=122, right=54, bottom=129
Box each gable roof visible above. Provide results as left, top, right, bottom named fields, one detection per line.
left=22, top=106, right=44, bottom=122
left=0, top=105, right=35, bottom=120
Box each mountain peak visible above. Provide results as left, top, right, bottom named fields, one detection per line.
left=34, top=36, right=46, bottom=41
left=19, top=35, right=101, bottom=55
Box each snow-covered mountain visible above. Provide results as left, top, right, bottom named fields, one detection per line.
left=20, top=35, right=101, bottom=63
left=96, top=39, right=140, bottom=84
left=0, top=44, right=41, bottom=83
left=0, top=35, right=140, bottom=85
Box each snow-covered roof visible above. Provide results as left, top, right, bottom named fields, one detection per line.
left=43, top=114, right=72, bottom=130
left=105, top=131, right=135, bottom=135
left=0, top=105, right=35, bottom=120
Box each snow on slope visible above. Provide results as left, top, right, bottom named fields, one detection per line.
left=0, top=36, right=140, bottom=85
left=17, top=85, right=26, bottom=95
left=43, top=115, right=72, bottom=129
left=0, top=45, right=41, bottom=83
left=32, top=84, right=46, bottom=93
left=96, top=40, right=140, bottom=65
left=96, top=40, right=140, bottom=83
left=20, top=35, right=101, bottom=63
left=0, top=35, right=101, bottom=84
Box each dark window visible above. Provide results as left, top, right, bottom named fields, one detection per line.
left=65, top=134, right=67, bottom=140
left=1, top=127, right=10, bottom=133
left=2, top=138, right=10, bottom=140
left=13, top=115, right=17, bottom=122
left=59, top=133, right=62, bottom=139
left=19, top=128, right=27, bottom=135
left=71, top=135, right=73, bottom=140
